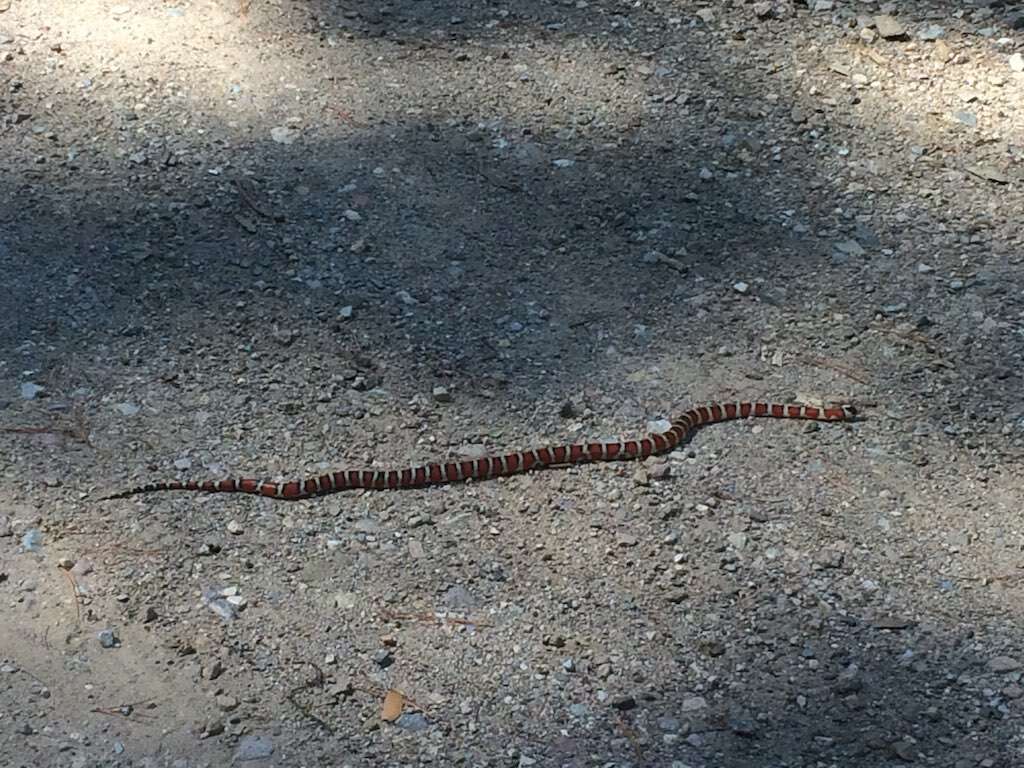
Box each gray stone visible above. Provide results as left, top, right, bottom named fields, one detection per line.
left=610, top=694, right=636, bottom=710
left=97, top=629, right=119, bottom=648
left=657, top=715, right=681, bottom=732
left=728, top=714, right=758, bottom=736
left=954, top=111, right=977, bottom=128
left=988, top=656, right=1021, bottom=673
left=874, top=15, right=906, bottom=39
left=270, top=126, right=299, bottom=145
left=233, top=735, right=274, bottom=761
left=833, top=239, right=865, bottom=258
left=880, top=303, right=908, bottom=316
left=681, top=695, right=707, bottom=712
left=395, top=713, right=429, bottom=731
left=443, top=584, right=478, bottom=609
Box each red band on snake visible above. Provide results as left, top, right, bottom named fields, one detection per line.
left=100, top=401, right=856, bottom=502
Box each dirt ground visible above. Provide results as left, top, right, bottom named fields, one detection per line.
left=2, top=0, right=1024, bottom=766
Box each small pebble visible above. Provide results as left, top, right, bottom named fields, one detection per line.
left=395, top=713, right=429, bottom=731
left=233, top=735, right=274, bottom=762
left=988, top=656, right=1021, bottom=673
left=610, top=694, right=636, bottom=710
left=97, top=629, right=119, bottom=648
left=874, top=14, right=905, bottom=39
left=681, top=695, right=707, bottom=712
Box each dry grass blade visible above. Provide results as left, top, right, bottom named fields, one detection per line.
left=380, top=608, right=491, bottom=629
left=798, top=353, right=872, bottom=385
left=59, top=568, right=82, bottom=625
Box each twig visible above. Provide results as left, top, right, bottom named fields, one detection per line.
left=18, top=665, right=49, bottom=688
left=869, top=321, right=935, bottom=348
left=1, top=424, right=90, bottom=445
left=798, top=353, right=871, bottom=385
left=232, top=176, right=277, bottom=220
left=90, top=698, right=158, bottom=721
left=380, top=608, right=491, bottom=629
left=285, top=663, right=333, bottom=733
left=615, top=712, right=645, bottom=761
left=59, top=568, right=82, bottom=625
left=647, top=251, right=688, bottom=273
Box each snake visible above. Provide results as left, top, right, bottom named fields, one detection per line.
left=101, top=401, right=856, bottom=502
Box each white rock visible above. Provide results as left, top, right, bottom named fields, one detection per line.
left=681, top=695, right=707, bottom=711
left=334, top=591, right=357, bottom=609
left=270, top=126, right=299, bottom=145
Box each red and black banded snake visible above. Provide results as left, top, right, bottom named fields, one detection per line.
left=101, top=401, right=855, bottom=502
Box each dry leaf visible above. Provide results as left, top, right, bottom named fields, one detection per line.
left=381, top=689, right=404, bottom=722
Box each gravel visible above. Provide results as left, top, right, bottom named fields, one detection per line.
left=1, top=0, right=1024, bottom=766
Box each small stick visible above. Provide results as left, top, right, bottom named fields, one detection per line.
left=380, top=608, right=491, bottom=628
left=1, top=425, right=89, bottom=444
left=285, top=663, right=333, bottom=733
left=869, top=321, right=935, bottom=347
left=798, top=353, right=871, bottom=385
left=59, top=568, right=82, bottom=625
left=91, top=698, right=158, bottom=721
